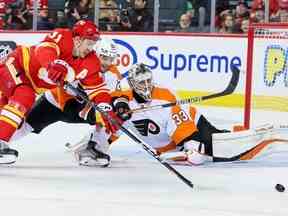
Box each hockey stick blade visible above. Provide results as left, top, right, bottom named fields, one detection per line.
left=130, top=65, right=240, bottom=113
left=63, top=82, right=194, bottom=188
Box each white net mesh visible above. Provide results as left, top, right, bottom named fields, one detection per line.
left=247, top=25, right=288, bottom=127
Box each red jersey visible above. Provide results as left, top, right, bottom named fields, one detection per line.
left=48, top=52, right=111, bottom=110
left=7, top=28, right=74, bottom=94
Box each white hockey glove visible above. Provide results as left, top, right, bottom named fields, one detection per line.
left=159, top=140, right=212, bottom=166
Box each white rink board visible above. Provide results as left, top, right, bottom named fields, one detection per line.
left=0, top=32, right=246, bottom=93
left=0, top=32, right=287, bottom=98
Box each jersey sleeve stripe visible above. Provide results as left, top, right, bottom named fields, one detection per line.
left=35, top=42, right=60, bottom=56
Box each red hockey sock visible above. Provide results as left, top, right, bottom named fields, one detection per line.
left=0, top=120, right=17, bottom=141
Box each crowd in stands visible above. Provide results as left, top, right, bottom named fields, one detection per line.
left=0, top=0, right=287, bottom=33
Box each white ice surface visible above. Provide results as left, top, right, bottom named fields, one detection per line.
left=1, top=107, right=288, bottom=216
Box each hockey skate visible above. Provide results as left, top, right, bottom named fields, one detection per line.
left=67, top=130, right=111, bottom=167
left=0, top=140, right=18, bottom=164
left=76, top=140, right=111, bottom=167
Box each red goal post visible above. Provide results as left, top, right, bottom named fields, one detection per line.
left=244, top=23, right=288, bottom=129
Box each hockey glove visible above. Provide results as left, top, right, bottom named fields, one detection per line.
left=112, top=96, right=132, bottom=121
left=47, top=59, right=70, bottom=85
left=98, top=102, right=123, bottom=134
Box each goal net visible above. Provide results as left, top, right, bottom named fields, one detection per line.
left=244, top=23, right=288, bottom=129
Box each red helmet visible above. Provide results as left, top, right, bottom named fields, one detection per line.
left=72, top=20, right=100, bottom=41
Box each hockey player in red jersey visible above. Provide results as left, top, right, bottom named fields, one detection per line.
left=9, top=38, right=122, bottom=166
left=0, top=20, right=100, bottom=164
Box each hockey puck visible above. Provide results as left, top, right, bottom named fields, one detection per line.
left=275, top=184, right=285, bottom=192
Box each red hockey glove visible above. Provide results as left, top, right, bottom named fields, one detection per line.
left=47, top=59, right=70, bottom=85
left=98, top=102, right=123, bottom=134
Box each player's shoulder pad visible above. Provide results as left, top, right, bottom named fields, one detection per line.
left=111, top=89, right=133, bottom=101
left=152, top=86, right=176, bottom=103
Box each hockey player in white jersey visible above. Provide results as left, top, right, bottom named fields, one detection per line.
left=108, top=63, right=230, bottom=165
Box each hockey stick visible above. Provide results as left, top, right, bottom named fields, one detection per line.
left=213, top=138, right=288, bottom=162
left=129, top=65, right=240, bottom=114
left=63, top=82, right=194, bottom=188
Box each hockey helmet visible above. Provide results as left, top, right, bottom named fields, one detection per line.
left=72, top=20, right=100, bottom=41
left=94, top=38, right=119, bottom=59
left=127, top=63, right=153, bottom=101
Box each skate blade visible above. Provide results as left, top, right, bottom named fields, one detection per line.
left=78, top=157, right=110, bottom=168
left=0, top=155, right=17, bottom=164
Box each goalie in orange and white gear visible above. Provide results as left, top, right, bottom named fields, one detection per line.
left=111, top=63, right=229, bottom=166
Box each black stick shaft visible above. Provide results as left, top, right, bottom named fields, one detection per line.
left=64, top=82, right=194, bottom=188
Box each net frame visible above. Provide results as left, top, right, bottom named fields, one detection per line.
left=244, top=23, right=288, bottom=129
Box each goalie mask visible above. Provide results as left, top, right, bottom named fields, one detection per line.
left=127, top=63, right=153, bottom=101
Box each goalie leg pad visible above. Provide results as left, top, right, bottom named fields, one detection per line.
left=192, top=115, right=229, bottom=156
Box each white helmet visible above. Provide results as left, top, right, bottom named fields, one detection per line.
left=127, top=63, right=153, bottom=101
left=93, top=38, right=119, bottom=59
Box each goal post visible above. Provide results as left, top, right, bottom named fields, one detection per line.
left=244, top=23, right=288, bottom=129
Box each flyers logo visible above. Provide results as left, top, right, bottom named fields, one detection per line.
left=264, top=45, right=288, bottom=87
left=132, top=119, right=160, bottom=136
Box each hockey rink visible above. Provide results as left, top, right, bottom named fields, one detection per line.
left=1, top=107, right=288, bottom=216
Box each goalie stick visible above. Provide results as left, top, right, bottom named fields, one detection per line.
left=63, top=82, right=194, bottom=189
left=129, top=65, right=240, bottom=114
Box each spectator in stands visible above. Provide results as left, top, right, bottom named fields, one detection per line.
left=4, top=4, right=29, bottom=30
left=118, top=0, right=153, bottom=32
left=215, top=2, right=231, bottom=30
left=250, top=8, right=265, bottom=23
left=251, top=0, right=279, bottom=16
left=218, top=11, right=239, bottom=33
left=116, top=0, right=131, bottom=9
left=174, top=13, right=193, bottom=32
left=271, top=8, right=288, bottom=22
left=65, top=0, right=93, bottom=27
left=37, top=5, right=54, bottom=30
left=26, top=0, right=48, bottom=11
left=235, top=1, right=249, bottom=24
left=54, top=10, right=69, bottom=28
left=240, top=17, right=249, bottom=33
left=99, top=0, right=121, bottom=31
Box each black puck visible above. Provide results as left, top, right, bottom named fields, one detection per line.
left=275, top=184, right=285, bottom=192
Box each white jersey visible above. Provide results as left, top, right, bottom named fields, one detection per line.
left=113, top=86, right=200, bottom=150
